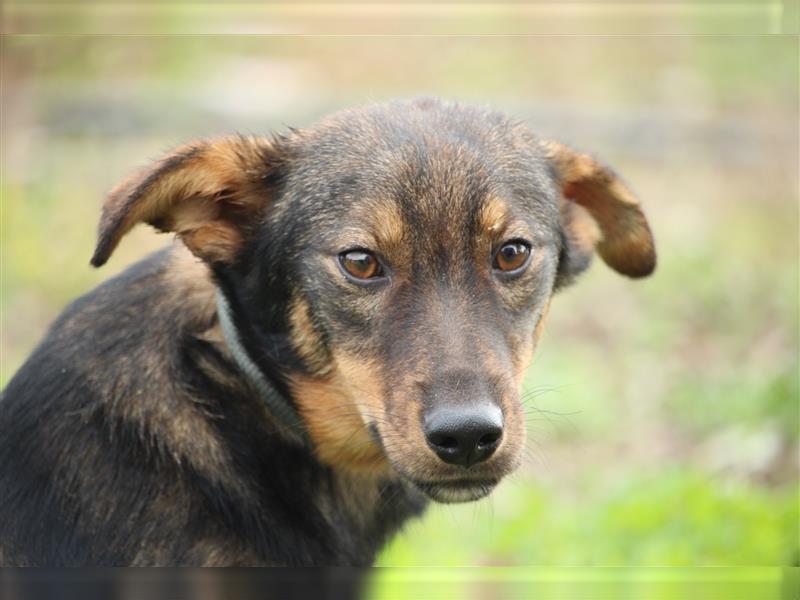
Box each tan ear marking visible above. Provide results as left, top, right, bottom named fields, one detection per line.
left=91, top=136, right=279, bottom=267
left=543, top=140, right=656, bottom=278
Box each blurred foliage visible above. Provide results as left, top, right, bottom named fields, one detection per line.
left=1, top=17, right=797, bottom=583
left=367, top=567, right=789, bottom=600
left=378, top=469, right=797, bottom=567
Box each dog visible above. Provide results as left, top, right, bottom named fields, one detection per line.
left=0, top=98, right=655, bottom=566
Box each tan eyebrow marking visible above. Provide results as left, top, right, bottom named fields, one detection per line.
left=476, top=196, right=533, bottom=253
left=336, top=200, right=406, bottom=249
left=371, top=200, right=406, bottom=248
left=478, top=196, right=511, bottom=235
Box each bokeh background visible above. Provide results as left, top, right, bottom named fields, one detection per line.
left=2, top=3, right=798, bottom=596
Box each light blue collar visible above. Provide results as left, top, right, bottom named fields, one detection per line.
left=216, top=290, right=309, bottom=446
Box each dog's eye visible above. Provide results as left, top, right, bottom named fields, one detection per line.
left=339, top=250, right=383, bottom=280
left=494, top=241, right=531, bottom=273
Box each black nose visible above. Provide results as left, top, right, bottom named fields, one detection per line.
left=424, top=403, right=504, bottom=468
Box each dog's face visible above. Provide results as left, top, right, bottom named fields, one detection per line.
left=91, top=99, right=655, bottom=503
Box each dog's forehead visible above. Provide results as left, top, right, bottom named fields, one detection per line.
left=284, top=100, right=558, bottom=233
left=298, top=101, right=541, bottom=195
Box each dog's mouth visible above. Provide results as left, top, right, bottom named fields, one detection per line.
left=410, top=478, right=499, bottom=504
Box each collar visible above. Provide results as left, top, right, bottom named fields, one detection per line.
left=215, top=289, right=309, bottom=446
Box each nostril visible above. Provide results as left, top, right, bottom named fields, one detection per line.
left=429, top=433, right=459, bottom=450
left=436, top=436, right=459, bottom=450
left=477, top=431, right=501, bottom=449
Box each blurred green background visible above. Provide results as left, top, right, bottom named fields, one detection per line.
left=1, top=6, right=797, bottom=594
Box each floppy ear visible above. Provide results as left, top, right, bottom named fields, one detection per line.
left=543, top=140, right=656, bottom=288
left=91, top=136, right=284, bottom=267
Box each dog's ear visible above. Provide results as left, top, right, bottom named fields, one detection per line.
left=543, top=140, right=656, bottom=288
left=91, top=136, right=284, bottom=267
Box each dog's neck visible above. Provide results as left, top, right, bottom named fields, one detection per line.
left=215, top=289, right=309, bottom=446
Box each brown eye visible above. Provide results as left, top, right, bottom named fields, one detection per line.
left=494, top=241, right=531, bottom=273
left=339, top=250, right=383, bottom=280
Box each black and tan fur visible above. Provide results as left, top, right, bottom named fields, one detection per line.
left=0, top=99, right=655, bottom=566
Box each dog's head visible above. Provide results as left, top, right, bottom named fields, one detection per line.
left=92, top=99, right=655, bottom=503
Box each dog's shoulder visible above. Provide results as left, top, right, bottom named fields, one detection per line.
left=0, top=244, right=240, bottom=565
left=2, top=244, right=220, bottom=420
left=56, top=243, right=217, bottom=344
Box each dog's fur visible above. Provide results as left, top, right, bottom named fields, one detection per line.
left=0, top=99, right=655, bottom=566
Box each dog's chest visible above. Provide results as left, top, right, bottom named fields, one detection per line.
left=312, top=474, right=428, bottom=563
